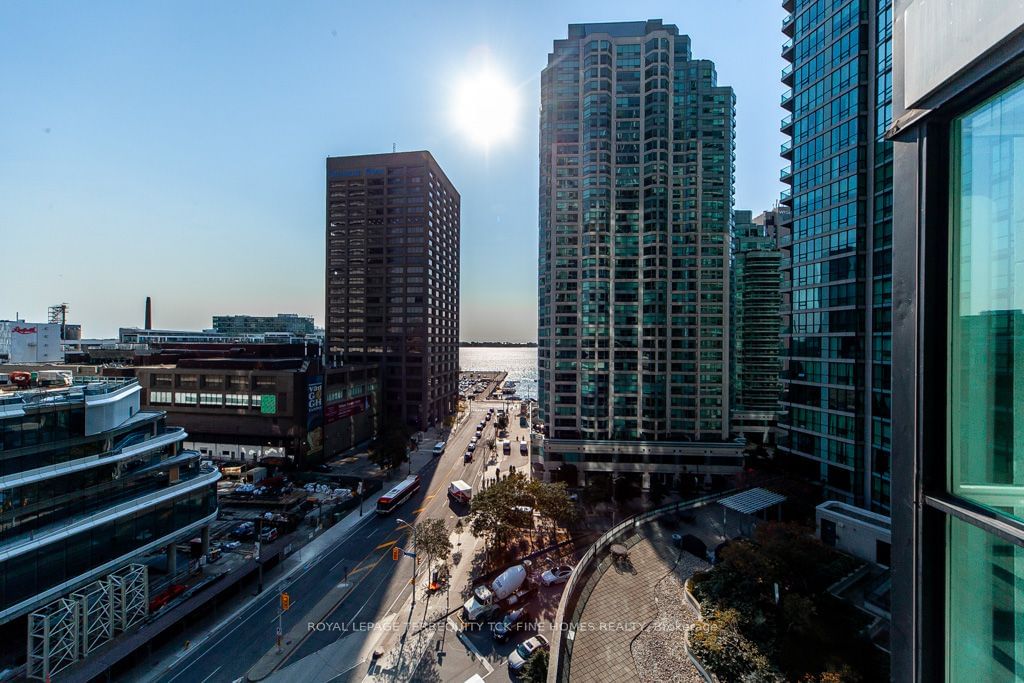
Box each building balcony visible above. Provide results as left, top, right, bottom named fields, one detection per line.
left=781, top=88, right=794, bottom=110
left=781, top=139, right=794, bottom=159
left=780, top=189, right=793, bottom=206
left=782, top=0, right=795, bottom=11
left=782, top=63, right=794, bottom=86
left=782, top=38, right=794, bottom=60
left=780, top=165, right=792, bottom=183
left=782, top=13, right=795, bottom=36
left=781, top=114, right=794, bottom=134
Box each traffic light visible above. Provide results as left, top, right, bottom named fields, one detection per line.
left=392, top=546, right=401, bottom=561
left=280, top=592, right=290, bottom=612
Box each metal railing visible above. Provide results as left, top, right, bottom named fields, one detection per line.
left=548, top=489, right=734, bottom=683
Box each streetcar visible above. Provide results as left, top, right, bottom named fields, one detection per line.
left=376, top=475, right=421, bottom=514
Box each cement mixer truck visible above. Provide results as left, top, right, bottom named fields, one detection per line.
left=462, top=564, right=534, bottom=621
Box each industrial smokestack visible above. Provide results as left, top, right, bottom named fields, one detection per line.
left=145, top=297, right=152, bottom=330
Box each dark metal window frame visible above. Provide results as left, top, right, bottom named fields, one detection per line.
left=890, top=47, right=1024, bottom=683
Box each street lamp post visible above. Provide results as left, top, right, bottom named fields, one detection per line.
left=397, top=518, right=417, bottom=605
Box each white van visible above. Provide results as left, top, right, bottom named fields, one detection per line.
left=432, top=441, right=446, bottom=457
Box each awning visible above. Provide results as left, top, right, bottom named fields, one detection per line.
left=718, top=487, right=786, bottom=515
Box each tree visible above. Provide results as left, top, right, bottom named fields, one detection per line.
left=495, top=412, right=509, bottom=431
left=468, top=471, right=532, bottom=559
left=370, top=423, right=412, bottom=472
left=519, top=648, right=549, bottom=683
left=414, top=518, right=452, bottom=580
left=529, top=479, right=579, bottom=542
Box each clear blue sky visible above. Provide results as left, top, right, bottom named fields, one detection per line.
left=0, top=1, right=785, bottom=342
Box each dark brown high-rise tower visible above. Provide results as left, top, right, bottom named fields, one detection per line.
left=325, top=151, right=460, bottom=430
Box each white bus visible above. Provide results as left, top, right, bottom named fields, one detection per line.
left=376, top=475, right=421, bottom=514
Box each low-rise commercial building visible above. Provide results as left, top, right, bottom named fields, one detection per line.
left=0, top=377, right=220, bottom=625
left=133, top=344, right=377, bottom=467
left=0, top=321, right=63, bottom=364
left=212, top=313, right=315, bottom=337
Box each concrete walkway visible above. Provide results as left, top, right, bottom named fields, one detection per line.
left=567, top=505, right=743, bottom=683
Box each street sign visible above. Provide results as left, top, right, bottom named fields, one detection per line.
left=280, top=592, right=290, bottom=611
left=403, top=550, right=416, bottom=558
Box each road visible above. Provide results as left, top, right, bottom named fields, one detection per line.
left=147, top=402, right=517, bottom=683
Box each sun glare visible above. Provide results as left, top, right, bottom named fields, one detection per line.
left=452, top=65, right=520, bottom=149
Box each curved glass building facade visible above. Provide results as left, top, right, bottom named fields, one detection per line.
left=0, top=379, right=219, bottom=624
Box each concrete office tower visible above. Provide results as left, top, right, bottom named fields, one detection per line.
left=535, top=20, right=743, bottom=492
left=732, top=208, right=785, bottom=444
left=325, top=151, right=460, bottom=430
left=777, top=0, right=893, bottom=511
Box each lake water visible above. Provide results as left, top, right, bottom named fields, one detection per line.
left=459, top=346, right=538, bottom=400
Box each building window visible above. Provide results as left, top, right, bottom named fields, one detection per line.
left=175, top=392, right=197, bottom=405
left=224, top=394, right=248, bottom=407
left=946, top=515, right=1024, bottom=680
left=227, top=376, right=248, bottom=391
left=950, top=78, right=1024, bottom=520
left=199, top=393, right=222, bottom=406
left=250, top=394, right=264, bottom=408
left=150, top=391, right=172, bottom=405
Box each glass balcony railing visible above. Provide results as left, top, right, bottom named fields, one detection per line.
left=781, top=89, right=794, bottom=109
left=782, top=64, right=793, bottom=82
left=780, top=166, right=792, bottom=182
left=781, top=140, right=792, bottom=156
left=781, top=114, right=793, bottom=131
left=782, top=37, right=794, bottom=56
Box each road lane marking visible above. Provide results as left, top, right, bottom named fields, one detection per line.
left=375, top=539, right=398, bottom=550
left=199, top=666, right=222, bottom=683
left=450, top=617, right=494, bottom=674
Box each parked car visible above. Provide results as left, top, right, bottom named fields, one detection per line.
left=493, top=607, right=530, bottom=642
left=540, top=564, right=574, bottom=586
left=508, top=635, right=549, bottom=672
left=464, top=450, right=474, bottom=463
left=230, top=522, right=255, bottom=540
left=468, top=442, right=477, bottom=452
left=259, top=527, right=278, bottom=543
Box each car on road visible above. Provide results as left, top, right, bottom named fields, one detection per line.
left=464, top=450, right=473, bottom=463
left=467, top=441, right=477, bottom=451
left=259, top=527, right=278, bottom=543
left=508, top=634, right=549, bottom=673
left=492, top=607, right=530, bottom=642
left=540, top=564, right=574, bottom=586
left=484, top=412, right=491, bottom=421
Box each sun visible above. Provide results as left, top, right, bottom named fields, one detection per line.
left=452, top=65, right=520, bottom=149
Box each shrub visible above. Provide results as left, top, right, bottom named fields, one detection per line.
left=689, top=609, right=783, bottom=682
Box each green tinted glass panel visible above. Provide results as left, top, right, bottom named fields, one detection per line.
left=947, top=516, right=1024, bottom=681
left=260, top=395, right=277, bottom=414
left=950, top=78, right=1024, bottom=519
